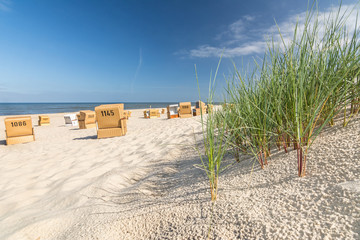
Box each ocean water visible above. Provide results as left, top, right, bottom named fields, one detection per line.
left=0, top=102, right=181, bottom=116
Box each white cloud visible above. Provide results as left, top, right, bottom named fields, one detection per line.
left=189, top=42, right=266, bottom=58
left=184, top=3, right=359, bottom=58
left=214, top=15, right=256, bottom=44
left=243, top=15, right=255, bottom=21
left=229, top=19, right=246, bottom=38
left=0, top=0, right=11, bottom=11
left=267, top=3, right=360, bottom=51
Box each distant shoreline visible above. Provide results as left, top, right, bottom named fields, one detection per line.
left=0, top=102, right=218, bottom=116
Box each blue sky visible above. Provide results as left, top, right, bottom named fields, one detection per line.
left=0, top=0, right=358, bottom=102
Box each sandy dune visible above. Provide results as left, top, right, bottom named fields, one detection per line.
left=0, top=109, right=359, bottom=239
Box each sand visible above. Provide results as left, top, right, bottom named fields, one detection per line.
left=0, top=109, right=359, bottom=239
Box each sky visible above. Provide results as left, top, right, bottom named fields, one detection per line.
left=0, top=0, right=358, bottom=102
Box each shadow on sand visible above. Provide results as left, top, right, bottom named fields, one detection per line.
left=73, top=135, right=97, bottom=140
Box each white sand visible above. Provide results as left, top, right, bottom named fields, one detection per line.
left=0, top=109, right=359, bottom=239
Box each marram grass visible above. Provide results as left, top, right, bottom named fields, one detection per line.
left=222, top=2, right=360, bottom=177
left=196, top=1, right=360, bottom=204
left=194, top=60, right=232, bottom=202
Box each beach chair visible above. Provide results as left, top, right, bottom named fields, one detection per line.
left=78, top=110, right=96, bottom=129
left=195, top=100, right=206, bottom=109
left=167, top=104, right=179, bottom=119
left=149, top=109, right=160, bottom=119
left=193, top=101, right=207, bottom=116
left=38, top=115, right=50, bottom=126
left=95, top=104, right=127, bottom=139
left=64, top=114, right=78, bottom=127
left=143, top=110, right=149, bottom=118
left=178, top=102, right=192, bottom=118
left=193, top=108, right=207, bottom=116
left=97, top=104, right=127, bottom=120
left=4, top=116, right=35, bottom=145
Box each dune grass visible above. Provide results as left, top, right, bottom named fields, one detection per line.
left=194, top=60, right=233, bottom=202
left=196, top=1, right=360, bottom=203
left=231, top=1, right=360, bottom=177
left=222, top=2, right=360, bottom=178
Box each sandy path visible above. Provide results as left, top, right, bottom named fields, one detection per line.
left=0, top=110, right=203, bottom=240
left=55, top=114, right=359, bottom=239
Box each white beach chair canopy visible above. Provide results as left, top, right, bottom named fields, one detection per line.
left=64, top=114, right=79, bottom=126
left=168, top=104, right=179, bottom=115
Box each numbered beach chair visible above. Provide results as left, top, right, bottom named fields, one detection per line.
left=167, top=104, right=179, bottom=119
left=4, top=116, right=35, bottom=145
left=95, top=104, right=127, bottom=139
left=38, top=115, right=50, bottom=126
left=97, top=103, right=126, bottom=123
left=64, top=114, right=78, bottom=127
left=149, top=109, right=160, bottom=119
left=178, top=102, right=192, bottom=118
left=78, top=110, right=96, bottom=129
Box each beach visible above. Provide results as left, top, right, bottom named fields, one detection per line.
left=0, top=109, right=359, bottom=239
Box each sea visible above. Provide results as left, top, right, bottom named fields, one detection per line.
left=0, top=102, right=206, bottom=116
left=0, top=102, right=180, bottom=116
